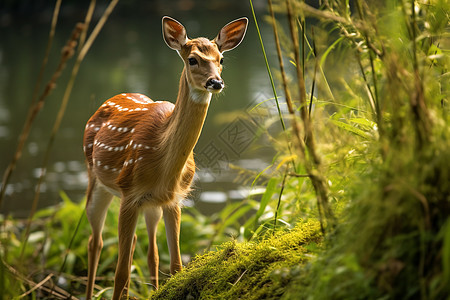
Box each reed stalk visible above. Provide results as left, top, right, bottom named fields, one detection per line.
left=267, top=0, right=304, bottom=162
left=285, top=0, right=336, bottom=232
left=18, top=20, right=85, bottom=261
left=249, top=0, right=298, bottom=175
left=20, top=0, right=119, bottom=262
left=0, top=0, right=62, bottom=208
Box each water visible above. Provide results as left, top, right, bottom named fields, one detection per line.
left=0, top=5, right=277, bottom=217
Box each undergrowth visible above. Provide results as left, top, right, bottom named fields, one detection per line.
left=151, top=220, right=322, bottom=300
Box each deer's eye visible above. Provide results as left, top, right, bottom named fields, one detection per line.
left=220, top=58, right=224, bottom=64
left=188, top=57, right=198, bottom=65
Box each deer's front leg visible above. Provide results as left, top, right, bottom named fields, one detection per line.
left=163, top=204, right=182, bottom=274
left=145, top=206, right=163, bottom=289
left=112, top=202, right=139, bottom=300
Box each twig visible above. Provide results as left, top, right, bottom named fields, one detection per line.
left=232, top=269, right=248, bottom=286
left=2, top=260, right=77, bottom=299
left=19, top=273, right=54, bottom=298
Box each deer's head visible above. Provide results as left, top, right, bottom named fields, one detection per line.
left=162, top=16, right=248, bottom=100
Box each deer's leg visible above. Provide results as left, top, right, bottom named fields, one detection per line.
left=112, top=201, right=139, bottom=300
left=125, top=233, right=137, bottom=294
left=163, top=204, right=182, bottom=275
left=144, top=206, right=163, bottom=289
left=85, top=180, right=113, bottom=299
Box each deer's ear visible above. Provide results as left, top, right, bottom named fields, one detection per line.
left=162, top=16, right=188, bottom=50
left=214, top=17, right=248, bottom=53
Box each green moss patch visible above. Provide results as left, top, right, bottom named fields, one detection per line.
left=151, top=220, right=322, bottom=299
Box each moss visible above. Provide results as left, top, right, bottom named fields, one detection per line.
left=151, top=220, right=322, bottom=300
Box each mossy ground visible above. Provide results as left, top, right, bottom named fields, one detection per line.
left=151, top=220, right=322, bottom=300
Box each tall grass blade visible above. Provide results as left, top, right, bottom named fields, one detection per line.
left=309, top=27, right=318, bottom=117
left=249, top=0, right=287, bottom=132
left=273, top=168, right=288, bottom=233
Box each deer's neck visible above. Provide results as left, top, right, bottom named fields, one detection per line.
left=161, top=68, right=211, bottom=175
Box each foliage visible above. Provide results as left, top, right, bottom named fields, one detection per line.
left=0, top=192, right=249, bottom=298
left=249, top=0, right=449, bottom=299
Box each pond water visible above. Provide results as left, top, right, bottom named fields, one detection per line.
left=0, top=3, right=279, bottom=217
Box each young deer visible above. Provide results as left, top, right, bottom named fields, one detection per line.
left=83, top=16, right=248, bottom=299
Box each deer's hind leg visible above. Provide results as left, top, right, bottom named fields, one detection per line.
left=85, top=177, right=114, bottom=299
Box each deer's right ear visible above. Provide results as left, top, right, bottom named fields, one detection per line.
left=162, top=16, right=188, bottom=51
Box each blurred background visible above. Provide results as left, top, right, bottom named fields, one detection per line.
left=0, top=0, right=276, bottom=217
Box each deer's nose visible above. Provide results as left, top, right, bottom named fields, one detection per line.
left=206, top=78, right=224, bottom=90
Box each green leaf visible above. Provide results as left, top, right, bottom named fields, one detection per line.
left=330, top=119, right=372, bottom=139
left=221, top=203, right=253, bottom=230
left=349, top=117, right=377, bottom=129
left=255, top=177, right=278, bottom=222
left=320, top=36, right=345, bottom=68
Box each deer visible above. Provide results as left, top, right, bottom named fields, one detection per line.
left=82, top=16, right=248, bottom=299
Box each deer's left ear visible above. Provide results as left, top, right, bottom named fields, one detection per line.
left=214, top=17, right=248, bottom=53
left=162, top=16, right=188, bottom=51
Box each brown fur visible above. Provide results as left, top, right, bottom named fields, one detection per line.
left=83, top=16, right=247, bottom=300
